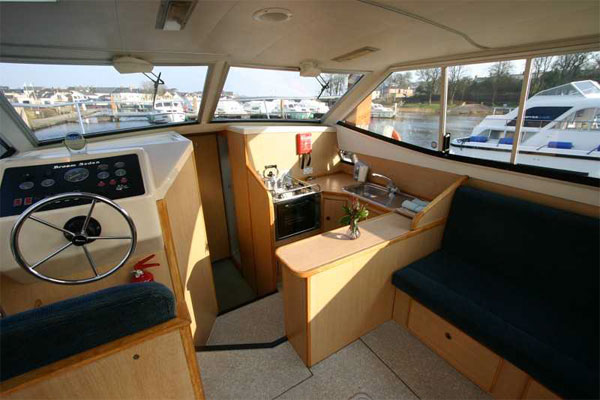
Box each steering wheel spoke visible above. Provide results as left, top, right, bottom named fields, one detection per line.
left=30, top=242, right=73, bottom=270
left=11, top=192, right=137, bottom=285
left=29, top=215, right=75, bottom=237
left=82, top=245, right=99, bottom=277
left=81, top=199, right=97, bottom=234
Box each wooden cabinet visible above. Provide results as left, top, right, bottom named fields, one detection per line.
left=408, top=301, right=501, bottom=391
left=322, top=196, right=349, bottom=232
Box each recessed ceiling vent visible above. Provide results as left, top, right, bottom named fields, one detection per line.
left=156, top=0, right=197, bottom=31
left=332, top=47, right=380, bottom=62
left=253, top=8, right=293, bottom=23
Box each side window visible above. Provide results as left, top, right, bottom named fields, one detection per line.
left=507, top=107, right=572, bottom=128
left=344, top=68, right=442, bottom=150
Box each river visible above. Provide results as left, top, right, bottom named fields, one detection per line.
left=33, top=114, right=485, bottom=144
left=368, top=114, right=485, bottom=149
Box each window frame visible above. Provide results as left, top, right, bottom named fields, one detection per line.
left=340, top=48, right=600, bottom=187
left=1, top=62, right=213, bottom=146
left=209, top=64, right=366, bottom=124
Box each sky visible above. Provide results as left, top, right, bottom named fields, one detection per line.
left=0, top=63, right=330, bottom=97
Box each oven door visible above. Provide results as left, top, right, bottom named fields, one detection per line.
left=275, top=193, right=321, bottom=241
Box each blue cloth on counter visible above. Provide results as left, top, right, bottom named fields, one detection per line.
left=401, top=200, right=425, bottom=213
left=0, top=282, right=176, bottom=382
left=392, top=186, right=599, bottom=399
left=411, top=198, right=430, bottom=207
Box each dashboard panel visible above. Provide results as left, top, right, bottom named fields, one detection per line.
left=0, top=153, right=145, bottom=217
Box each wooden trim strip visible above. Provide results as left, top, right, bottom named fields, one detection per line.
left=411, top=175, right=468, bottom=230
left=306, top=276, right=312, bottom=366
left=1, top=318, right=189, bottom=395
left=156, top=199, right=191, bottom=321
left=179, top=327, right=205, bottom=399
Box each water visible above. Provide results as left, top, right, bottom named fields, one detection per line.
left=34, top=120, right=155, bottom=141
left=368, top=114, right=484, bottom=149
left=34, top=113, right=485, bottom=145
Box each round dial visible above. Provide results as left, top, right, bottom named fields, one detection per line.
left=41, top=178, right=56, bottom=188
left=64, top=167, right=89, bottom=183
left=115, top=169, right=127, bottom=177
left=97, top=171, right=110, bottom=180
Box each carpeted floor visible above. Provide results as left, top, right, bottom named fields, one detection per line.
left=211, top=258, right=256, bottom=313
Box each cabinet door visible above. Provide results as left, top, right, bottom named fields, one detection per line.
left=322, top=197, right=348, bottom=231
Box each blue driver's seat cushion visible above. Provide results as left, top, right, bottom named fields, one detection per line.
left=0, top=282, right=176, bottom=382
left=392, top=186, right=599, bottom=399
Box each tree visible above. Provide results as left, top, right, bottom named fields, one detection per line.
left=530, top=56, right=554, bottom=95
left=322, top=74, right=348, bottom=97
left=417, top=68, right=440, bottom=104
left=448, top=66, right=465, bottom=104
left=489, top=61, right=512, bottom=106
left=553, top=52, right=589, bottom=82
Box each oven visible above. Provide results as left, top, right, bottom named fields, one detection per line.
left=274, top=193, right=321, bottom=241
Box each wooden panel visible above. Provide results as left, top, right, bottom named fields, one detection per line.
left=468, top=178, right=599, bottom=218
left=191, top=134, right=230, bottom=262
left=408, top=301, right=501, bottom=391
left=355, top=153, right=461, bottom=200
left=522, top=379, right=561, bottom=400
left=307, top=225, right=445, bottom=365
left=277, top=213, right=419, bottom=278
left=5, top=330, right=196, bottom=400
left=392, top=289, right=412, bottom=328
left=411, top=176, right=468, bottom=230
left=322, top=196, right=348, bottom=231
left=226, top=131, right=256, bottom=290
left=244, top=130, right=341, bottom=178
left=366, top=204, right=386, bottom=219
left=490, top=360, right=529, bottom=400
left=282, top=266, right=308, bottom=365
left=247, top=167, right=276, bottom=295
left=162, top=154, right=218, bottom=346
left=0, top=252, right=173, bottom=316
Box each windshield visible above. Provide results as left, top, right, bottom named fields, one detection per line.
left=213, top=67, right=362, bottom=121
left=0, top=63, right=208, bottom=143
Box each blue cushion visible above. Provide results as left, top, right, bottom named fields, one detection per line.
left=498, top=137, right=513, bottom=145
left=468, top=136, right=488, bottom=143
left=0, top=282, right=175, bottom=382
left=548, top=141, right=573, bottom=149
left=393, top=187, right=599, bottom=399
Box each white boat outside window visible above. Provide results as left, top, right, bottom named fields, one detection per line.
left=0, top=63, right=207, bottom=143
left=213, top=67, right=362, bottom=121
left=515, top=51, right=600, bottom=178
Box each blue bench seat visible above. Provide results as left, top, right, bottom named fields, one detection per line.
left=0, top=282, right=176, bottom=382
left=392, top=186, right=599, bottom=399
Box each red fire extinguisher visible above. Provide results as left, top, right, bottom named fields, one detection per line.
left=130, top=254, right=160, bottom=283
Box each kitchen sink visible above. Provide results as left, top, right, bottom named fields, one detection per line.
left=343, top=182, right=415, bottom=209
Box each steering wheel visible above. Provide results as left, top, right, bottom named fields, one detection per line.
left=10, top=192, right=137, bottom=285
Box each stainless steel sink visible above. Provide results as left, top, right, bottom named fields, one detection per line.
left=343, top=182, right=414, bottom=209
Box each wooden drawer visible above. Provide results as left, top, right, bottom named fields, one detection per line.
left=408, top=301, right=501, bottom=391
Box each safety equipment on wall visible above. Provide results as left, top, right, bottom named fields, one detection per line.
left=130, top=254, right=160, bottom=283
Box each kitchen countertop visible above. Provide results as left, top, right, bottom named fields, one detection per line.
left=276, top=212, right=414, bottom=277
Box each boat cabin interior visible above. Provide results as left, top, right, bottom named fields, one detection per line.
left=1, top=1, right=599, bottom=399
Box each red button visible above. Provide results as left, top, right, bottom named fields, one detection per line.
left=24, top=197, right=32, bottom=206
left=97, top=181, right=106, bottom=187
left=109, top=179, right=117, bottom=186
left=120, top=177, right=128, bottom=184
left=13, top=198, right=22, bottom=207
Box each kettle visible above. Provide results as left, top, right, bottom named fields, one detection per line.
left=262, top=164, right=279, bottom=190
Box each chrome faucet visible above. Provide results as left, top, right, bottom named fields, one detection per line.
left=371, top=173, right=398, bottom=194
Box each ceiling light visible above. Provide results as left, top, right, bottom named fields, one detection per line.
left=113, top=56, right=154, bottom=74
left=332, top=47, right=380, bottom=62
left=252, top=8, right=292, bottom=23
left=155, top=0, right=197, bottom=31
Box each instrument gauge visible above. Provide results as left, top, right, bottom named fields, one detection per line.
left=64, top=167, right=89, bottom=183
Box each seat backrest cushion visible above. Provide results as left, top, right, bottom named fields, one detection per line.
left=0, top=282, right=175, bottom=382
left=442, top=186, right=599, bottom=297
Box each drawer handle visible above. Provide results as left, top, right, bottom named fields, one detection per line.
left=326, top=216, right=331, bottom=221
left=445, top=332, right=452, bottom=340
